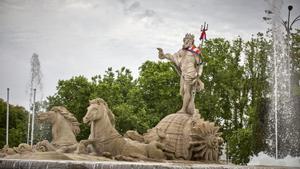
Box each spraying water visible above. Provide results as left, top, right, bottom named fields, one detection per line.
left=28, top=53, right=43, bottom=103
left=267, top=0, right=299, bottom=159
left=27, top=53, right=43, bottom=145
left=249, top=0, right=300, bottom=166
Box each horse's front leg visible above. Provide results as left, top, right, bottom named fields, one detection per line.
left=36, top=140, right=56, bottom=152
left=75, top=139, right=95, bottom=154
left=57, top=144, right=79, bottom=153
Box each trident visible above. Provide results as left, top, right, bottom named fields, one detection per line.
left=199, top=22, right=208, bottom=48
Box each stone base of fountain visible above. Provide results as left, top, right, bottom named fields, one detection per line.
left=0, top=158, right=298, bottom=169
left=3, top=152, right=111, bottom=161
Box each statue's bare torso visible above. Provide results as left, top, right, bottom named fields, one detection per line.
left=158, top=33, right=204, bottom=115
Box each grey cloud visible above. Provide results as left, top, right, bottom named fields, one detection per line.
left=141, top=9, right=155, bottom=17
left=126, top=1, right=141, bottom=13
left=121, top=0, right=163, bottom=25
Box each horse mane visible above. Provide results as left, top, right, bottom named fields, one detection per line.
left=89, top=98, right=115, bottom=127
left=51, top=106, right=80, bottom=135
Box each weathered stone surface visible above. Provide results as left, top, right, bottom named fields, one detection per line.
left=77, top=98, right=166, bottom=160
left=77, top=98, right=222, bottom=162
left=153, top=33, right=223, bottom=161
left=157, top=33, right=204, bottom=115
left=36, top=106, right=80, bottom=153
left=144, top=112, right=223, bottom=161
left=4, top=151, right=111, bottom=161
left=5, top=152, right=72, bottom=160
left=0, top=159, right=298, bottom=169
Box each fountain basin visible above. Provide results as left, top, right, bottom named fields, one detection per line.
left=0, top=159, right=299, bottom=169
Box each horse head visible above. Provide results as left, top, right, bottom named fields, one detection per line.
left=38, top=106, right=80, bottom=135
left=37, top=109, right=56, bottom=124
left=83, top=98, right=115, bottom=126
left=83, top=98, right=106, bottom=124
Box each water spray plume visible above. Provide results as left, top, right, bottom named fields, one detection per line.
left=249, top=1, right=299, bottom=166
left=26, top=53, right=44, bottom=145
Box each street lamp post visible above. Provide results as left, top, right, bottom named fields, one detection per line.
left=287, top=5, right=292, bottom=36
left=263, top=5, right=300, bottom=37
left=6, top=88, right=10, bottom=146
left=30, top=88, right=36, bottom=146
left=284, top=5, right=300, bottom=38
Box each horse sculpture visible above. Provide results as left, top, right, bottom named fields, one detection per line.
left=36, top=106, right=80, bottom=153
left=77, top=98, right=165, bottom=160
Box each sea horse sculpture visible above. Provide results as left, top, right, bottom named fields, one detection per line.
left=76, top=98, right=165, bottom=160
left=36, top=106, right=80, bottom=153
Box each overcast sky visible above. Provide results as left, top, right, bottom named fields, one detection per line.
left=0, top=0, right=299, bottom=110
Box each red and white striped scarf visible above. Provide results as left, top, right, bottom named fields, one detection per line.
left=186, top=46, right=201, bottom=55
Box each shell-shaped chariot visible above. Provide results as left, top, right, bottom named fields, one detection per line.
left=127, top=111, right=223, bottom=161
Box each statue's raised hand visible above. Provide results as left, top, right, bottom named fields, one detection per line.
left=157, top=48, right=165, bottom=59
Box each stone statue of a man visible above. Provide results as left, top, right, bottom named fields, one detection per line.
left=157, top=33, right=204, bottom=115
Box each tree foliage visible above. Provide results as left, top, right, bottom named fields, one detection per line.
left=0, top=99, right=28, bottom=148
left=196, top=33, right=270, bottom=164
left=291, top=29, right=300, bottom=96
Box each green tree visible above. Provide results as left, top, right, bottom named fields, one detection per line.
left=91, top=67, right=135, bottom=108
left=290, top=29, right=300, bottom=156
left=198, top=38, right=244, bottom=125
left=198, top=38, right=249, bottom=163
left=138, top=61, right=181, bottom=122
left=243, top=33, right=270, bottom=157
left=228, top=128, right=253, bottom=164
left=47, top=76, right=94, bottom=140
left=91, top=67, right=150, bottom=133
left=0, top=99, right=28, bottom=148
left=198, top=35, right=270, bottom=164
left=291, top=29, right=300, bottom=95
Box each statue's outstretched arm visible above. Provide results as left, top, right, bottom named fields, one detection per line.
left=157, top=48, right=178, bottom=64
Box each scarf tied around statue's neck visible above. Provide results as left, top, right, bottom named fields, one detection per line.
left=185, top=46, right=201, bottom=56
